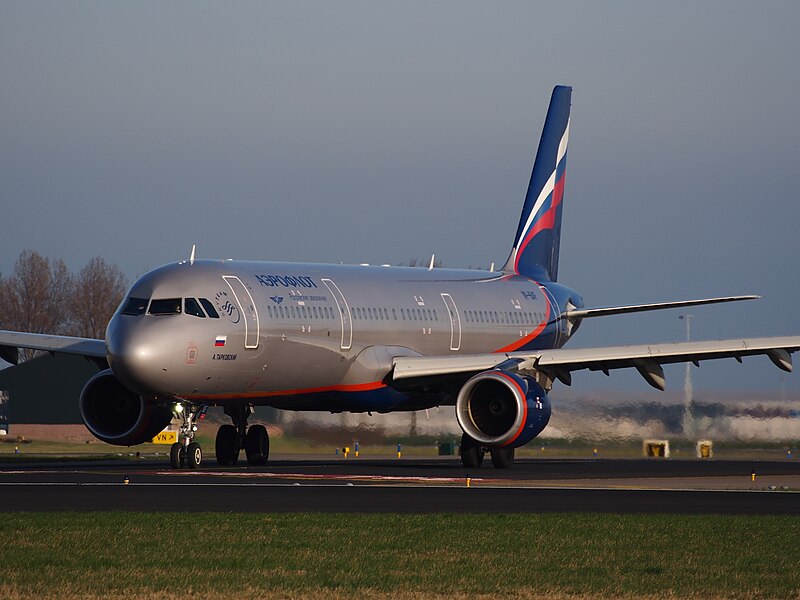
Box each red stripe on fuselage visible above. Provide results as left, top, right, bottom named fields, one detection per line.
left=492, top=289, right=551, bottom=353
left=186, top=381, right=386, bottom=401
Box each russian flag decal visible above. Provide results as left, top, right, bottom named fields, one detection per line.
left=215, top=335, right=227, bottom=347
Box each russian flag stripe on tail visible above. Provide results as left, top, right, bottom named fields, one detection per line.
left=502, top=85, right=572, bottom=281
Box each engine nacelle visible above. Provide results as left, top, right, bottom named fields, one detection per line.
left=79, top=369, right=173, bottom=446
left=456, top=370, right=551, bottom=448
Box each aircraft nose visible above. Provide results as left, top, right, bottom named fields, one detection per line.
left=106, top=315, right=166, bottom=395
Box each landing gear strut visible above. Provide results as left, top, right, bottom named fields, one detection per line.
left=460, top=433, right=515, bottom=469
left=460, top=433, right=485, bottom=468
left=215, top=405, right=270, bottom=467
left=170, top=402, right=207, bottom=469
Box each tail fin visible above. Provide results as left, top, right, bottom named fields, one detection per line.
left=502, top=85, right=572, bottom=281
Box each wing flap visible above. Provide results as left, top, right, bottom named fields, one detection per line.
left=391, top=336, right=800, bottom=390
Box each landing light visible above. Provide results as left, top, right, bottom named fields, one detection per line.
left=174, top=403, right=184, bottom=414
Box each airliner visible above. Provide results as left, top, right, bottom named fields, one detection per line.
left=1, top=86, right=798, bottom=470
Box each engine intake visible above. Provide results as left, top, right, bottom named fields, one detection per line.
left=456, top=370, right=551, bottom=448
left=79, top=369, right=173, bottom=446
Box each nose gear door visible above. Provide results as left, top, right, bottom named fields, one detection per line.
left=222, top=275, right=260, bottom=349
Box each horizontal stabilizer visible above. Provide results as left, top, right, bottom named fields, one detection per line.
left=564, top=295, right=760, bottom=320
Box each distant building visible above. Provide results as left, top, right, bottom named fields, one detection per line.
left=0, top=353, right=102, bottom=431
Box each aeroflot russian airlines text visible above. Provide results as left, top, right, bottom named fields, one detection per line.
left=255, top=275, right=318, bottom=288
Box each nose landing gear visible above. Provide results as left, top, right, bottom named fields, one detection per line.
left=215, top=405, right=270, bottom=467
left=169, top=402, right=207, bottom=469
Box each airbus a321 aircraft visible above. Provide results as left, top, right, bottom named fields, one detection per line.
left=2, top=86, right=799, bottom=470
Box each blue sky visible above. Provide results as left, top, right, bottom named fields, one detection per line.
left=1, top=2, right=799, bottom=392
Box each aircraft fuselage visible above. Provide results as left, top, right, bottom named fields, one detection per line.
left=106, top=259, right=583, bottom=412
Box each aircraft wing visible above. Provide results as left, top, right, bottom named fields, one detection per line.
left=391, top=336, right=800, bottom=391
left=0, top=330, right=106, bottom=365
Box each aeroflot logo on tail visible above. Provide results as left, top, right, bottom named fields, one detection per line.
left=255, top=274, right=318, bottom=289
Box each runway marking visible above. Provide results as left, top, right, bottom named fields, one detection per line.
left=151, top=470, right=485, bottom=484
left=0, top=482, right=797, bottom=494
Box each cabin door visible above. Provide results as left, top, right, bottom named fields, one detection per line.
left=321, top=278, right=353, bottom=350
left=222, top=275, right=260, bottom=349
left=440, top=293, right=461, bottom=351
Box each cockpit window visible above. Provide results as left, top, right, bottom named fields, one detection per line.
left=199, top=298, right=220, bottom=319
left=121, top=297, right=148, bottom=316
left=148, top=298, right=182, bottom=315
left=184, top=298, right=206, bottom=318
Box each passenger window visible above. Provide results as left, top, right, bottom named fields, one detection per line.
left=368, top=308, right=373, bottom=320
left=184, top=298, right=206, bottom=318
left=401, top=309, right=405, bottom=320
left=392, top=308, right=397, bottom=320
left=199, top=298, right=220, bottom=319
left=149, top=298, right=181, bottom=315
left=121, top=297, right=148, bottom=316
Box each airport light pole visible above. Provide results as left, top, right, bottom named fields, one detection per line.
left=679, top=314, right=694, bottom=440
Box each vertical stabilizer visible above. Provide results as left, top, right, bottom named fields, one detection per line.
left=502, top=85, right=572, bottom=281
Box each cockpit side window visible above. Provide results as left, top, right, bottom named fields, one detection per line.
left=199, top=298, right=220, bottom=319
left=121, top=297, right=148, bottom=316
left=148, top=298, right=182, bottom=315
left=184, top=298, right=206, bottom=318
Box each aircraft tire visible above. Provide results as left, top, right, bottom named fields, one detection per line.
left=215, top=424, right=239, bottom=466
left=169, top=442, right=184, bottom=469
left=245, top=424, right=269, bottom=466
left=187, top=442, right=203, bottom=469
left=490, top=447, right=515, bottom=469
left=460, top=433, right=484, bottom=468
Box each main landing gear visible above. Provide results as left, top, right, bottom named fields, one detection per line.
left=215, top=405, right=270, bottom=467
left=460, top=433, right=515, bottom=469
left=170, top=402, right=207, bottom=469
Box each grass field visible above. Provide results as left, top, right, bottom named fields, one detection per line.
left=0, top=434, right=796, bottom=462
left=0, top=512, right=797, bottom=599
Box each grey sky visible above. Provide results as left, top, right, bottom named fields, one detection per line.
left=2, top=2, right=799, bottom=392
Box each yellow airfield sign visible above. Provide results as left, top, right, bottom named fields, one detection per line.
left=151, top=430, right=178, bottom=444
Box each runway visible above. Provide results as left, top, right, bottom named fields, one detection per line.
left=0, top=457, right=798, bottom=514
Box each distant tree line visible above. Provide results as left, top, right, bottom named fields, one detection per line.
left=0, top=250, right=128, bottom=360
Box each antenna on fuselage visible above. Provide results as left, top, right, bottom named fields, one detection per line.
left=428, top=254, right=435, bottom=271
left=189, top=244, right=196, bottom=266
left=490, top=262, right=495, bottom=272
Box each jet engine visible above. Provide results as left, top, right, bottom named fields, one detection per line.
left=455, top=370, right=551, bottom=448
left=79, top=369, right=173, bottom=446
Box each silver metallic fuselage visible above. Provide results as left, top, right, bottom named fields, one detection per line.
left=106, top=259, right=583, bottom=412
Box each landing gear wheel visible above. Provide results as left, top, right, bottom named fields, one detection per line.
left=245, top=424, right=270, bottom=466
left=215, top=424, right=240, bottom=466
left=170, top=442, right=185, bottom=469
left=187, top=442, right=203, bottom=469
left=490, top=447, right=515, bottom=469
left=460, top=433, right=484, bottom=468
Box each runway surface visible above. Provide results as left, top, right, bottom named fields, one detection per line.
left=0, top=457, right=798, bottom=514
